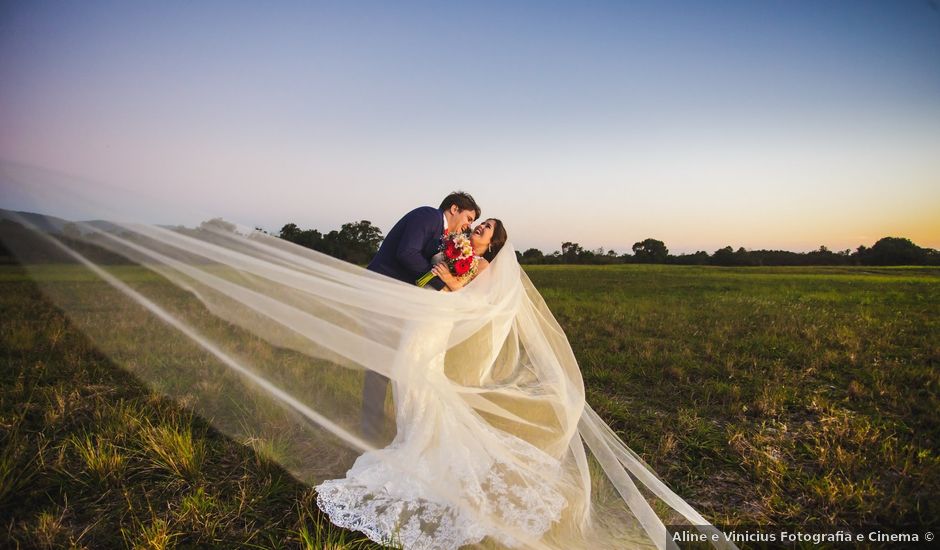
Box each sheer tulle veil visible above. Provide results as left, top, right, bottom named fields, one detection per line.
left=0, top=166, right=734, bottom=549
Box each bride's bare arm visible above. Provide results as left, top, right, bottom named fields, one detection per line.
left=432, top=260, right=489, bottom=292
left=431, top=263, right=461, bottom=291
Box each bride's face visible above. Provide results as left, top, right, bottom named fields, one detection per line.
left=470, top=219, right=496, bottom=249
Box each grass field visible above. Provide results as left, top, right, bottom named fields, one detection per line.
left=1, top=262, right=937, bottom=548
left=525, top=265, right=938, bottom=527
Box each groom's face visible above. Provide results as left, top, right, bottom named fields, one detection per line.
left=448, top=207, right=476, bottom=234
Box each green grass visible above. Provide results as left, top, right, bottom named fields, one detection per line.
left=525, top=264, right=938, bottom=527
left=1, top=262, right=937, bottom=547
left=0, top=264, right=385, bottom=549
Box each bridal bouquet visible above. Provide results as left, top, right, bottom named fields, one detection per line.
left=416, top=232, right=478, bottom=287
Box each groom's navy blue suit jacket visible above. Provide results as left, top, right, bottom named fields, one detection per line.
left=367, top=206, right=445, bottom=290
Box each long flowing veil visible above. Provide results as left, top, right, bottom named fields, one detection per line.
left=0, top=166, right=735, bottom=550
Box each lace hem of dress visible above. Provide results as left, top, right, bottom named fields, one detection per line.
left=316, top=481, right=488, bottom=550
left=315, top=446, right=568, bottom=549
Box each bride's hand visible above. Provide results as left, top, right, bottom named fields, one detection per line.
left=432, top=264, right=461, bottom=290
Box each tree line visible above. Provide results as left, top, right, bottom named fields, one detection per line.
left=517, top=237, right=940, bottom=266
left=0, top=216, right=934, bottom=267
left=276, top=220, right=384, bottom=265
left=273, top=221, right=938, bottom=267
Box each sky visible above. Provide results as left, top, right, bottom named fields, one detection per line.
left=1, top=0, right=938, bottom=254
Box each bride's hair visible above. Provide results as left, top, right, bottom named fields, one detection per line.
left=483, top=218, right=507, bottom=262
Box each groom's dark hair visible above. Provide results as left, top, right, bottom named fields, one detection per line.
left=440, top=191, right=481, bottom=221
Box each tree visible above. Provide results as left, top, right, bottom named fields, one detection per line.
left=279, top=220, right=383, bottom=265
left=670, top=251, right=710, bottom=265
left=806, top=245, right=842, bottom=266
left=632, top=238, right=668, bottom=263
left=712, top=246, right=735, bottom=266
left=280, top=223, right=324, bottom=250
left=734, top=247, right=755, bottom=266
left=561, top=242, right=584, bottom=263
left=279, top=223, right=301, bottom=241
left=857, top=236, right=929, bottom=265
left=520, top=248, right=545, bottom=264
left=339, top=220, right=383, bottom=252
left=332, top=220, right=384, bottom=264
left=296, top=229, right=324, bottom=250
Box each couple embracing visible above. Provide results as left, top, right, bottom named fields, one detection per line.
left=360, top=191, right=507, bottom=441
left=315, top=191, right=732, bottom=550
left=317, top=191, right=555, bottom=550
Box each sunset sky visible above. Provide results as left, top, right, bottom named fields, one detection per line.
left=1, top=0, right=938, bottom=253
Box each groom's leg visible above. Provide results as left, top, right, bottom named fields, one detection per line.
left=360, top=370, right=389, bottom=441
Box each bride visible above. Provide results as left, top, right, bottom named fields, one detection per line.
left=0, top=184, right=734, bottom=549
left=316, top=218, right=568, bottom=549
left=314, top=219, right=733, bottom=549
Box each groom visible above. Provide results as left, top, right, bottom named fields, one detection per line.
left=360, top=191, right=481, bottom=442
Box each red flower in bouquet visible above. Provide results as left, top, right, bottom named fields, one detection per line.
left=454, top=257, right=473, bottom=275
left=416, top=232, right=478, bottom=287
left=444, top=239, right=460, bottom=259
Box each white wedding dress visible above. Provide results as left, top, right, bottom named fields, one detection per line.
left=316, top=321, right=568, bottom=549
